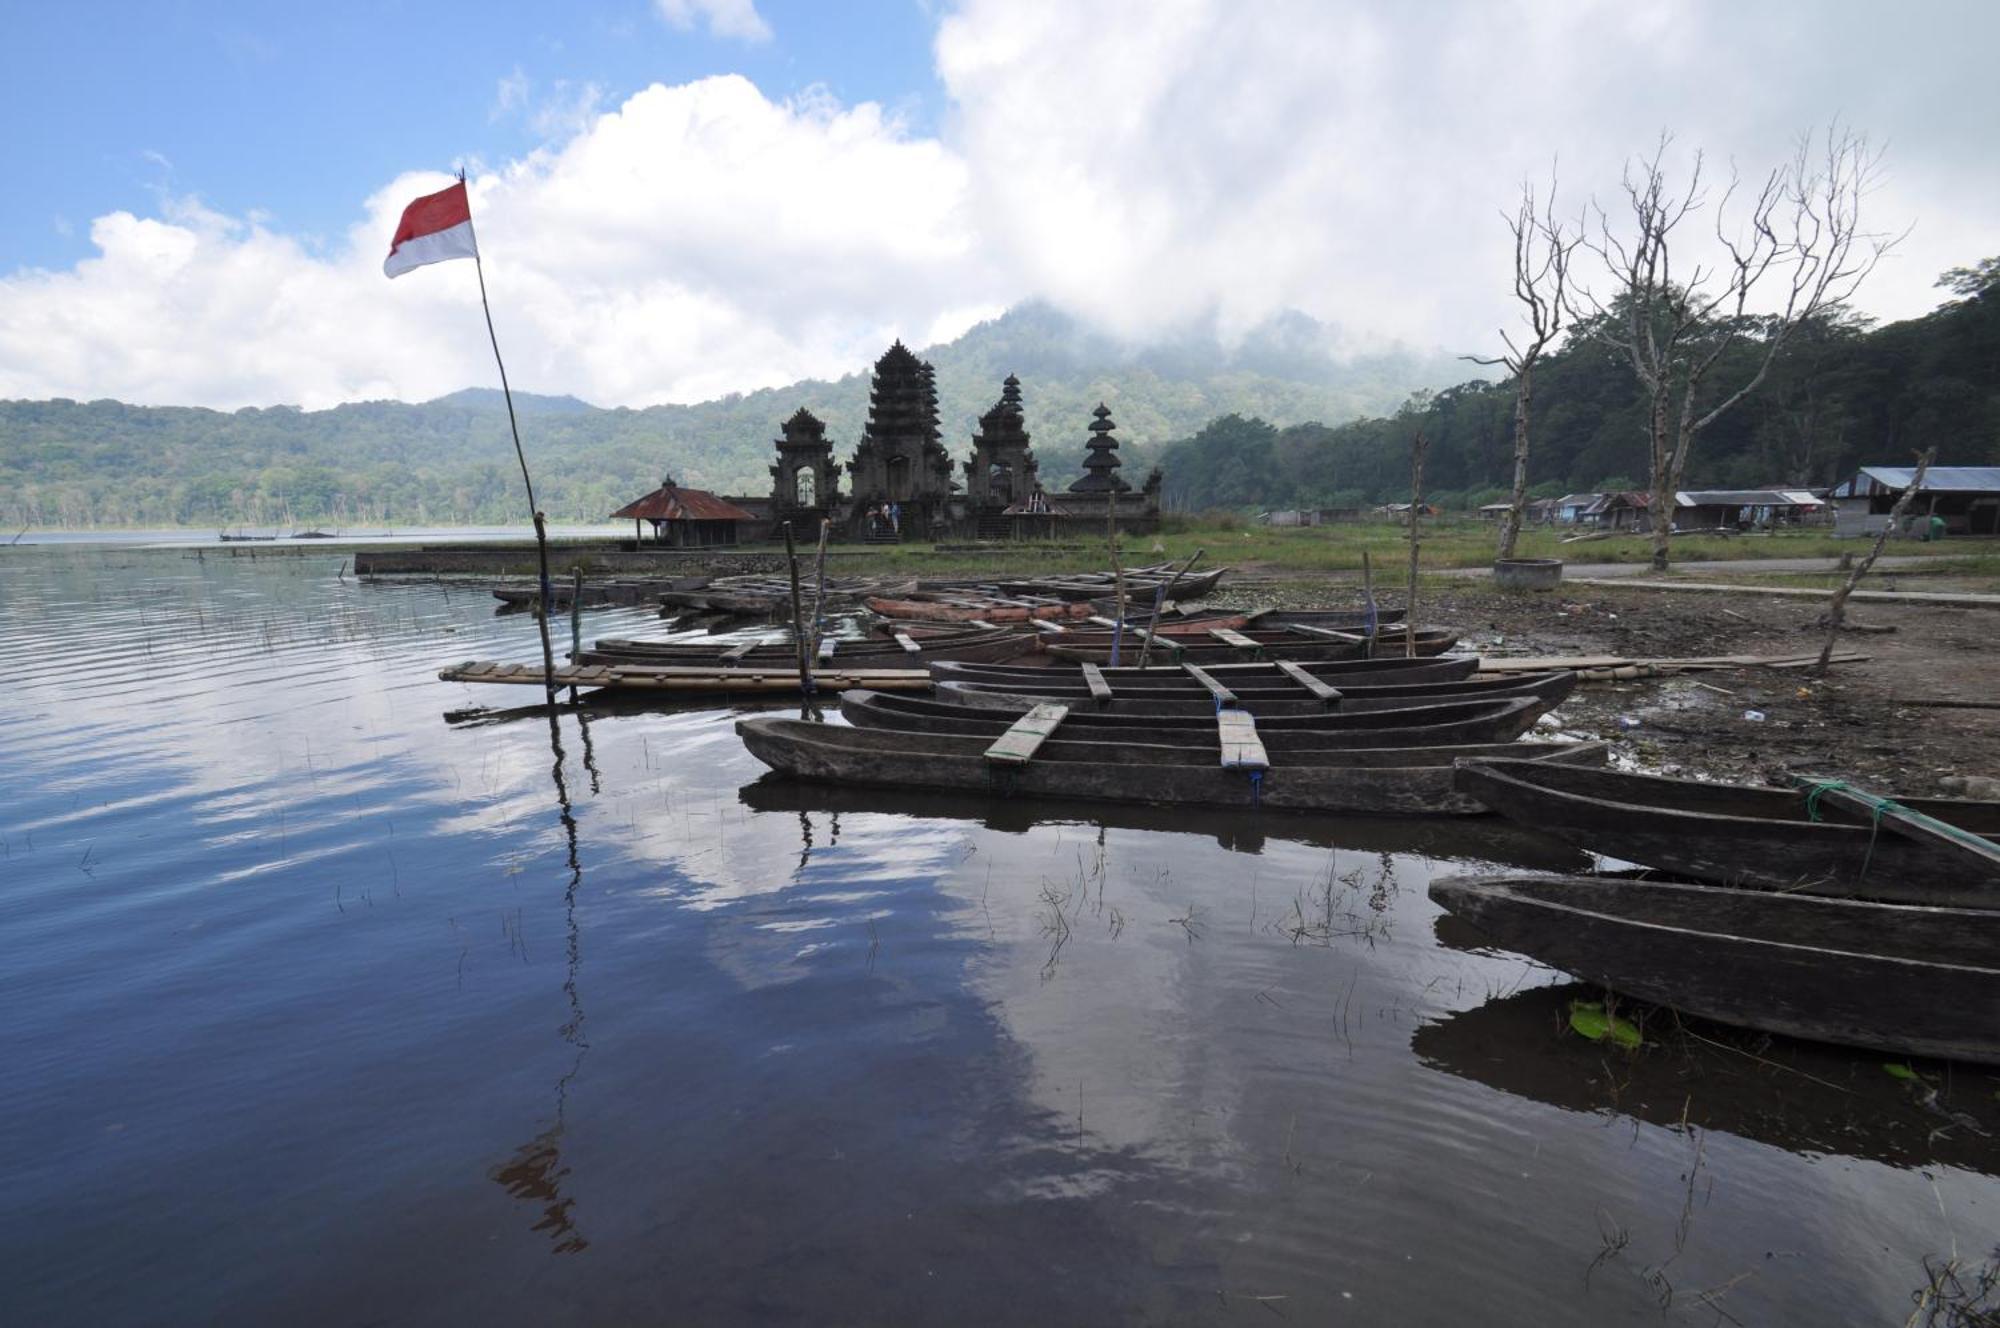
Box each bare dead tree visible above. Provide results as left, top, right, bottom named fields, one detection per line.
left=1817, top=448, right=1933, bottom=673
left=1577, top=125, right=1901, bottom=571
left=1466, top=170, right=1579, bottom=561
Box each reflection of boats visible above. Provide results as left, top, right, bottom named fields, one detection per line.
left=737, top=715, right=1608, bottom=814
left=1452, top=759, right=2000, bottom=907
left=1413, top=983, right=2000, bottom=1177
left=841, top=689, right=1561, bottom=748
left=291, top=529, right=337, bottom=539
left=217, top=531, right=277, bottom=542
left=735, top=772, right=1595, bottom=870
left=1429, top=873, right=2000, bottom=1065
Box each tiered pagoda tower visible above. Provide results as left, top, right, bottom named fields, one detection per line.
left=964, top=372, right=1039, bottom=510
left=846, top=341, right=955, bottom=536
left=1067, top=403, right=1131, bottom=493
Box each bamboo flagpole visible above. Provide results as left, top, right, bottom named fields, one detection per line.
left=386, top=171, right=559, bottom=702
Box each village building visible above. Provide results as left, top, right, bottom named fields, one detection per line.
left=611, top=478, right=756, bottom=547
left=1477, top=497, right=1560, bottom=523
left=1673, top=488, right=1826, bottom=530
left=1579, top=491, right=1651, bottom=531
left=1831, top=465, right=2000, bottom=537
left=1549, top=493, right=1602, bottom=524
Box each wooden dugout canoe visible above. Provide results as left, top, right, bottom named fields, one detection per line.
left=736, top=715, right=1609, bottom=814
left=921, top=670, right=1575, bottom=719
left=1451, top=759, right=2000, bottom=908
left=580, top=627, right=1038, bottom=668
left=1041, top=629, right=1458, bottom=665
left=841, top=688, right=1559, bottom=747
left=930, top=655, right=1479, bottom=688
left=864, top=595, right=1101, bottom=623
left=1428, top=873, right=2000, bottom=1066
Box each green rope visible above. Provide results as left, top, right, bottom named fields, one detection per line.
left=1802, top=778, right=1998, bottom=881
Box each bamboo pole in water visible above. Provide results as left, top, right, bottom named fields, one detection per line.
left=1404, top=429, right=1428, bottom=659
left=783, top=522, right=813, bottom=695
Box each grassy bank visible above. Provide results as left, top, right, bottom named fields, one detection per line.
left=832, top=516, right=2000, bottom=578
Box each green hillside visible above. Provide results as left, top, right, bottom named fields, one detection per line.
left=0, top=302, right=1479, bottom=529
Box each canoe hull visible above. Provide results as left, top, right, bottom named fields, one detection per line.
left=932, top=671, right=1573, bottom=717
left=1429, top=873, right=2000, bottom=1065
left=1452, top=759, right=2000, bottom=909
left=736, top=717, right=1606, bottom=815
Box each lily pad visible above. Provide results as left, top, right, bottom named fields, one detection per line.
left=1569, top=1000, right=1642, bottom=1049
left=1883, top=1063, right=1919, bottom=1082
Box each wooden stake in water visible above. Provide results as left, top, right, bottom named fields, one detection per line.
left=1404, top=428, right=1428, bottom=659
left=1360, top=548, right=1377, bottom=660
left=1817, top=447, right=1934, bottom=674
left=807, top=517, right=831, bottom=659
left=1107, top=490, right=1128, bottom=667
left=1137, top=547, right=1205, bottom=670
left=568, top=567, right=584, bottom=702
left=783, top=522, right=813, bottom=696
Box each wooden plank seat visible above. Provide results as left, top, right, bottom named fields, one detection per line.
left=1080, top=662, right=1112, bottom=705
left=1207, top=627, right=1261, bottom=650
left=893, top=632, right=923, bottom=655
left=1217, top=709, right=1269, bottom=770
left=1183, top=664, right=1237, bottom=707
left=983, top=702, right=1070, bottom=765
left=1275, top=660, right=1343, bottom=703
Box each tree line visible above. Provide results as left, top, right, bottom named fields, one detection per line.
left=1160, top=263, right=1995, bottom=516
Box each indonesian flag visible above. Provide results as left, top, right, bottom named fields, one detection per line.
left=383, top=180, right=478, bottom=279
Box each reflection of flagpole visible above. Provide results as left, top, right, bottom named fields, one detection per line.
left=458, top=173, right=559, bottom=703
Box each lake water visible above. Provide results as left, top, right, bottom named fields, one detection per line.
left=2, top=545, right=1993, bottom=1325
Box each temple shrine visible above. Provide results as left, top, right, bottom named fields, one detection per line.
left=617, top=340, right=1162, bottom=543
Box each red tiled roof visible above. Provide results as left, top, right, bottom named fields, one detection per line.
left=611, top=484, right=755, bottom=522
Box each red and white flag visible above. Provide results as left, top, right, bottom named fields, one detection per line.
left=383, top=180, right=478, bottom=279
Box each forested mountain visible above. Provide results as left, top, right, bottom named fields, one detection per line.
left=0, top=302, right=1475, bottom=529
left=1159, top=258, right=2000, bottom=511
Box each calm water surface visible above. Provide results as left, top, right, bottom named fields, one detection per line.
left=2, top=546, right=1993, bottom=1325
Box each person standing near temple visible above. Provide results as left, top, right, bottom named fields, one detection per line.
left=889, top=501, right=901, bottom=535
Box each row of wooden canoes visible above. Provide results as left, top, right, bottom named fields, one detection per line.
left=1430, top=759, right=2000, bottom=1066
left=572, top=609, right=1435, bottom=672
left=734, top=653, right=1599, bottom=816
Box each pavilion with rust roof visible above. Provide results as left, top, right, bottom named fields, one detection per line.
left=611, top=477, right=757, bottom=547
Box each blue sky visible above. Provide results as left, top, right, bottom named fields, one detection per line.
left=1, top=0, right=1994, bottom=410
left=2, top=0, right=941, bottom=272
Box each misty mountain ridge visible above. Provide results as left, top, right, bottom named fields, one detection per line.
left=0, top=302, right=1487, bottom=527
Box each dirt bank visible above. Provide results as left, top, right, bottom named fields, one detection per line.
left=1220, top=574, right=2000, bottom=795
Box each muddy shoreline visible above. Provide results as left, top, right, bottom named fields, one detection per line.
left=1217, top=575, right=2000, bottom=795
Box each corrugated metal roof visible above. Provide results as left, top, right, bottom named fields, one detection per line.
left=611, top=484, right=756, bottom=522
left=1836, top=466, right=2000, bottom=496
left=1675, top=489, right=1823, bottom=507
left=1556, top=492, right=1602, bottom=507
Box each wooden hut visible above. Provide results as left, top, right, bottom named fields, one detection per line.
left=612, top=478, right=754, bottom=548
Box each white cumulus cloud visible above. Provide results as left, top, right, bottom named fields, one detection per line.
left=654, top=0, right=773, bottom=44
left=0, top=0, right=1995, bottom=410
